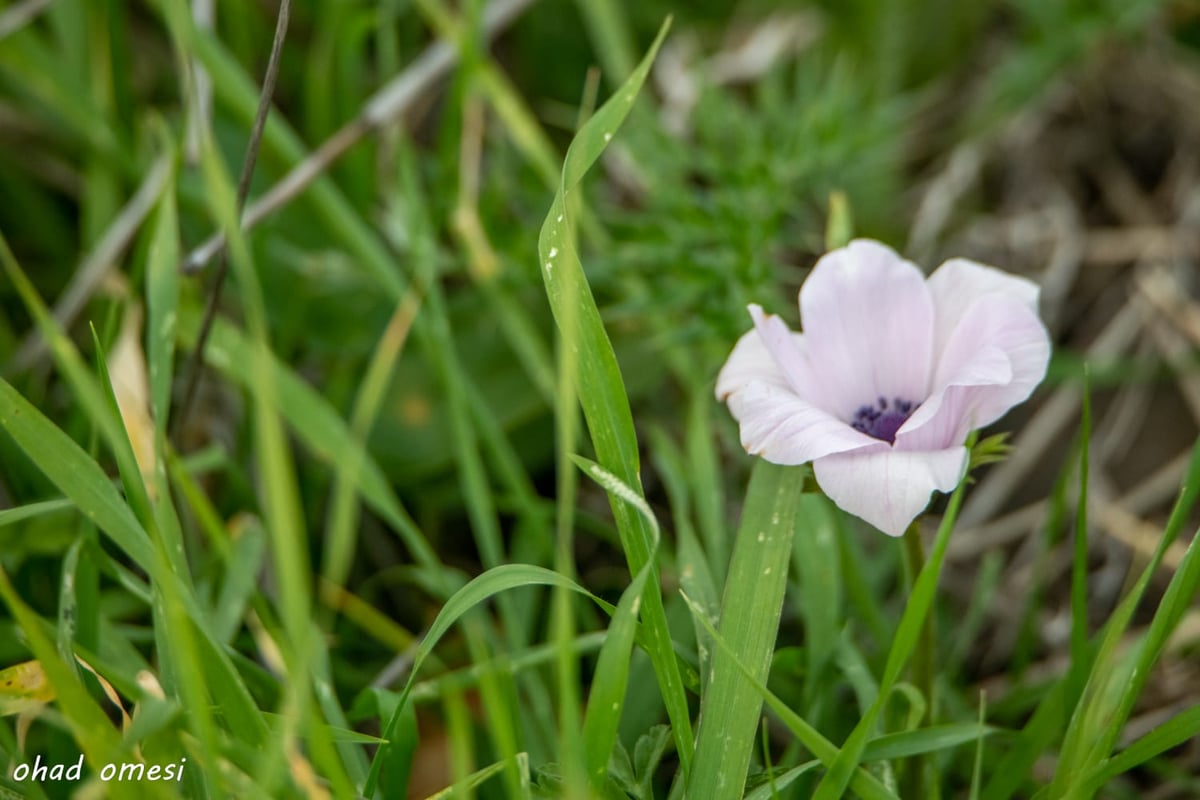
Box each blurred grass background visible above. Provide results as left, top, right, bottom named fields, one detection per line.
left=3, top=0, right=1200, bottom=797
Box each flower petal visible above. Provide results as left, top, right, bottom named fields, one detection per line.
left=799, top=239, right=935, bottom=417
left=928, top=257, right=1040, bottom=355
left=894, top=345, right=1011, bottom=451
left=813, top=446, right=969, bottom=537
left=716, top=326, right=789, bottom=401
left=725, top=380, right=884, bottom=464
left=898, top=294, right=1050, bottom=450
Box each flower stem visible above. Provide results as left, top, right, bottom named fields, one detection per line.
left=902, top=521, right=936, bottom=797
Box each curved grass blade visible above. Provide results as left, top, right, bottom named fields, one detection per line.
left=535, top=17, right=694, bottom=775
left=572, top=456, right=660, bottom=789
left=364, top=564, right=611, bottom=796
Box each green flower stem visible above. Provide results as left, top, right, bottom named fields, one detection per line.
left=902, top=520, right=935, bottom=797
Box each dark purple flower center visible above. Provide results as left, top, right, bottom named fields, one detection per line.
left=851, top=396, right=916, bottom=444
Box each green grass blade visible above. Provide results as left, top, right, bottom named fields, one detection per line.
left=744, top=761, right=822, bottom=800
left=144, top=147, right=179, bottom=435
left=1069, top=372, right=1091, bottom=675
left=573, top=455, right=661, bottom=789
left=988, top=436, right=1200, bottom=800
left=679, top=591, right=899, bottom=800
left=365, top=563, right=610, bottom=797
left=688, top=461, right=806, bottom=799
left=792, top=493, right=843, bottom=711
left=0, top=377, right=155, bottom=572
left=1050, top=434, right=1200, bottom=796
left=0, top=569, right=147, bottom=800
left=0, top=499, right=75, bottom=528
left=535, top=17, right=695, bottom=775
left=862, top=723, right=998, bottom=762
left=177, top=312, right=440, bottom=573
left=1079, top=703, right=1200, bottom=790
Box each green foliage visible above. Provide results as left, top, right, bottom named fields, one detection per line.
left=1, top=0, right=1198, bottom=798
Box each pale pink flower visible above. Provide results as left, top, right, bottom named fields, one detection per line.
left=716, top=239, right=1051, bottom=536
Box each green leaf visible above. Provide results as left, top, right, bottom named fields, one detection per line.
left=144, top=151, right=179, bottom=435
left=862, top=723, right=998, bottom=762
left=744, top=761, right=822, bottom=800
left=688, top=460, right=806, bottom=800
left=0, top=378, right=154, bottom=572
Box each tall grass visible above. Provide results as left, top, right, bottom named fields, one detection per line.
left=2, top=1, right=1200, bottom=798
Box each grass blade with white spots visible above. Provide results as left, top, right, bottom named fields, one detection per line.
left=535, top=17, right=695, bottom=775
left=679, top=588, right=898, bottom=800
left=687, top=460, right=807, bottom=799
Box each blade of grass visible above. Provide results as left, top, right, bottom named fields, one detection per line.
left=793, top=493, right=843, bottom=713
left=0, top=568, right=150, bottom=800
left=397, top=126, right=526, bottom=800
left=1051, top=434, right=1200, bottom=796
left=0, top=377, right=154, bottom=572
left=679, top=591, right=899, bottom=800
left=364, top=563, right=613, bottom=796
left=535, top=17, right=695, bottom=775
left=1069, top=371, right=1091, bottom=674
left=1078, top=703, right=1200, bottom=790
left=688, top=461, right=806, bottom=800
left=573, top=456, right=660, bottom=790
left=986, top=435, right=1200, bottom=800
left=143, top=133, right=179, bottom=437
left=176, top=311, right=440, bottom=573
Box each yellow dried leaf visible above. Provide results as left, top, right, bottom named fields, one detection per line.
left=109, top=302, right=157, bottom=497
left=0, top=660, right=55, bottom=716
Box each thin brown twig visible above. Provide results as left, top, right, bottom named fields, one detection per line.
left=8, top=154, right=172, bottom=373
left=180, top=0, right=536, bottom=275
left=0, top=0, right=52, bottom=41
left=173, top=0, right=291, bottom=443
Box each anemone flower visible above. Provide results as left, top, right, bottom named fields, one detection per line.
left=716, top=239, right=1051, bottom=537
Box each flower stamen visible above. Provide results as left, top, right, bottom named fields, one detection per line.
left=851, top=396, right=915, bottom=444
